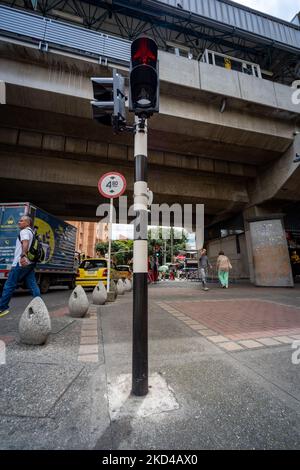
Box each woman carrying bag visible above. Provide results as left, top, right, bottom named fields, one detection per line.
left=216, top=251, right=232, bottom=289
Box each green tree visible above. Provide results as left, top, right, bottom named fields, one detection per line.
left=95, top=240, right=133, bottom=265
left=148, top=227, right=188, bottom=264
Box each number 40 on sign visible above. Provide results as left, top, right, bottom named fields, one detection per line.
left=98, top=172, right=127, bottom=199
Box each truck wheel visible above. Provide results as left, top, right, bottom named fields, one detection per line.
left=40, top=276, right=50, bottom=294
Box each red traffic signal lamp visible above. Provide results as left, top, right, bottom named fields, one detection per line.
left=129, top=36, right=159, bottom=117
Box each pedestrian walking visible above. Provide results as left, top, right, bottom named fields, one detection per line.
left=0, top=215, right=41, bottom=317
left=199, top=248, right=212, bottom=291
left=216, top=251, right=232, bottom=289
left=291, top=250, right=300, bottom=280
left=152, top=255, right=159, bottom=283
left=147, top=256, right=154, bottom=283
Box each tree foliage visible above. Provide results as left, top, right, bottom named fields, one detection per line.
left=96, top=227, right=188, bottom=265
left=95, top=240, right=133, bottom=265
left=148, top=227, right=188, bottom=263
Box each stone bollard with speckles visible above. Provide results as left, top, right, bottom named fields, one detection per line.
left=124, top=279, right=132, bottom=292
left=19, top=297, right=51, bottom=345
left=117, top=279, right=125, bottom=295
left=92, top=281, right=107, bottom=305
left=68, top=285, right=89, bottom=318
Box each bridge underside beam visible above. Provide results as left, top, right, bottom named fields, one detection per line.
left=248, top=135, right=300, bottom=206
left=0, top=103, right=287, bottom=168
left=0, top=50, right=294, bottom=157
left=0, top=145, right=249, bottom=220
left=0, top=177, right=242, bottom=225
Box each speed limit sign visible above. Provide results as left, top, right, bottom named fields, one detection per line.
left=98, top=172, right=127, bottom=199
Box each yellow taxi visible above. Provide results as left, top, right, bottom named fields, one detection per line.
left=76, top=258, right=119, bottom=288
left=116, top=265, right=132, bottom=280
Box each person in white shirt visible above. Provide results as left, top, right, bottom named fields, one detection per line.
left=0, top=215, right=41, bottom=317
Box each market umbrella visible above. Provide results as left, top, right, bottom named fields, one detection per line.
left=158, top=265, right=169, bottom=272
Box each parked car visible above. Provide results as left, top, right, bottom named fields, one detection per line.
left=76, top=258, right=119, bottom=288
left=116, top=265, right=132, bottom=280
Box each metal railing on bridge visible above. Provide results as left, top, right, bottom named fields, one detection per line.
left=0, top=5, right=131, bottom=65
left=200, top=49, right=262, bottom=79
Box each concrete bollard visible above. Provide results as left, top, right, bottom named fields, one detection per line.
left=117, top=279, right=125, bottom=295
left=19, top=297, right=51, bottom=345
left=92, top=281, right=107, bottom=305
left=68, top=285, right=89, bottom=318
left=124, top=279, right=132, bottom=292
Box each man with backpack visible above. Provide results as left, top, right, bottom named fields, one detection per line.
left=0, top=215, right=41, bottom=317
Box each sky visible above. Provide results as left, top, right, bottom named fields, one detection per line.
left=112, top=223, right=133, bottom=240
left=236, top=0, right=300, bottom=21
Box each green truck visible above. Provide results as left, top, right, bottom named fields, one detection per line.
left=0, top=202, right=77, bottom=293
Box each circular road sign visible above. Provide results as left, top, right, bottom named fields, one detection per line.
left=98, top=172, right=127, bottom=199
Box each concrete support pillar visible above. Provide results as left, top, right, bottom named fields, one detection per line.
left=244, top=208, right=294, bottom=287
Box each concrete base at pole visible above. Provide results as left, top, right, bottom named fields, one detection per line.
left=107, top=291, right=117, bottom=302
left=107, top=373, right=179, bottom=421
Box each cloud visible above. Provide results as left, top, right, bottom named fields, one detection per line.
left=236, top=0, right=300, bottom=21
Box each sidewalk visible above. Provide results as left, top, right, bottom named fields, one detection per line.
left=1, top=281, right=300, bottom=450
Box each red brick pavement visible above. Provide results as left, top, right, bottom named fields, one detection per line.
left=50, top=306, right=69, bottom=318
left=168, top=299, right=300, bottom=340
left=0, top=335, right=15, bottom=345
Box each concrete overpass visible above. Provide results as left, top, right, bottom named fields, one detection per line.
left=1, top=3, right=300, bottom=287
left=0, top=40, right=299, bottom=221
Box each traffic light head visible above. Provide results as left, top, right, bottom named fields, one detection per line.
left=129, top=36, right=159, bottom=117
left=91, top=70, right=126, bottom=131
left=91, top=76, right=114, bottom=126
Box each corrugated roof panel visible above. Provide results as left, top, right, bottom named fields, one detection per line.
left=158, top=0, right=300, bottom=51
left=277, top=23, right=285, bottom=43
left=221, top=1, right=230, bottom=24
left=227, top=6, right=235, bottom=25
left=290, top=27, right=299, bottom=44
left=190, top=0, right=197, bottom=13
left=256, top=15, right=265, bottom=37
left=215, top=1, right=222, bottom=22
left=212, top=0, right=220, bottom=20
left=238, top=8, right=247, bottom=31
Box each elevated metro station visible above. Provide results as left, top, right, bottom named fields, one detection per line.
left=0, top=0, right=300, bottom=286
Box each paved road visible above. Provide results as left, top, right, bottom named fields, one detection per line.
left=1, top=280, right=300, bottom=450
left=5, top=287, right=73, bottom=315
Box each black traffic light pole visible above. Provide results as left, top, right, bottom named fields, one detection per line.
left=90, top=35, right=158, bottom=398
left=130, top=36, right=159, bottom=398
left=132, top=116, right=149, bottom=397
